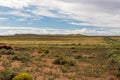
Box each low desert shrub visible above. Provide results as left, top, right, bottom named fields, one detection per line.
left=53, top=56, right=76, bottom=66
left=0, top=49, right=14, bottom=55
left=107, top=49, right=120, bottom=58
left=39, top=53, right=46, bottom=57
left=38, top=47, right=49, bottom=54
left=106, top=41, right=120, bottom=77
left=115, top=66, right=120, bottom=77
left=12, top=73, right=32, bottom=80
left=75, top=55, right=82, bottom=59
left=0, top=69, right=17, bottom=80
left=69, top=60, right=76, bottom=66
left=12, top=52, right=31, bottom=63
left=54, top=57, right=69, bottom=65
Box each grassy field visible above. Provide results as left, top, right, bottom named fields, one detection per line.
left=0, top=35, right=119, bottom=80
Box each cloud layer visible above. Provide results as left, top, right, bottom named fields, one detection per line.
left=0, top=0, right=120, bottom=35
left=0, top=27, right=119, bottom=36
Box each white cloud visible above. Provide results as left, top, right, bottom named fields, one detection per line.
left=66, top=28, right=120, bottom=36
left=0, top=26, right=61, bottom=35
left=0, top=10, right=32, bottom=18
left=16, top=18, right=26, bottom=21
left=70, top=22, right=92, bottom=26
left=0, top=0, right=120, bottom=35
left=0, top=26, right=119, bottom=36
left=0, top=0, right=119, bottom=28
left=0, top=0, right=34, bottom=9
left=0, top=17, right=8, bottom=21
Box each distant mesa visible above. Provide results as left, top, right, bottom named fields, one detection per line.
left=13, top=34, right=39, bottom=37
left=13, top=34, right=85, bottom=37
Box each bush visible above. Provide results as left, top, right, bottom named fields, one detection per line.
left=53, top=56, right=75, bottom=66
left=38, top=47, right=49, bottom=54
left=69, top=60, right=76, bottom=66
left=115, top=66, right=120, bottom=77
left=106, top=41, right=120, bottom=77
left=0, top=49, right=14, bottom=55
left=39, top=53, right=46, bottom=57
left=75, top=55, right=82, bottom=59
left=107, top=49, right=120, bottom=58
left=12, top=73, right=32, bottom=80
left=54, top=57, right=69, bottom=65
left=44, top=49, right=49, bottom=54
left=0, top=49, right=6, bottom=54
left=6, top=49, right=14, bottom=55
left=115, top=71, right=120, bottom=77
left=53, top=53, right=61, bottom=57
left=12, top=52, right=31, bottom=63
left=0, top=69, right=17, bottom=80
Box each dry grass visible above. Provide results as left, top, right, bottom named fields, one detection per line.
left=0, top=36, right=119, bottom=80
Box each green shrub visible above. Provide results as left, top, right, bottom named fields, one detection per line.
left=39, top=53, right=46, bottom=57
left=0, top=69, right=17, bottom=80
left=1, top=60, right=11, bottom=68
left=75, top=55, right=82, bottom=59
left=12, top=73, right=32, bottom=80
left=48, top=78, right=55, bottom=80
left=115, top=66, right=120, bottom=77
left=38, top=47, right=49, bottom=54
left=53, top=53, right=61, bottom=57
left=69, top=60, right=76, bottom=66
left=0, top=49, right=6, bottom=54
left=0, top=49, right=14, bottom=55
left=54, top=57, right=69, bottom=65
left=107, top=49, right=120, bottom=58
left=12, top=52, right=31, bottom=63
left=106, top=41, right=120, bottom=77
left=115, top=71, right=120, bottom=77
left=5, top=49, right=14, bottom=55
left=53, top=56, right=75, bottom=66
left=44, top=49, right=49, bottom=54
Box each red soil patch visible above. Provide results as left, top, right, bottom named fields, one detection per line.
left=11, top=61, right=21, bottom=69
left=0, top=66, right=4, bottom=70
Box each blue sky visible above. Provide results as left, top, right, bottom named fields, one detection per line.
left=0, top=0, right=120, bottom=35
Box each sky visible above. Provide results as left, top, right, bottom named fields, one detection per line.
left=0, top=0, right=120, bottom=35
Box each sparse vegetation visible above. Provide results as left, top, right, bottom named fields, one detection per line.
left=105, top=36, right=120, bottom=77
left=53, top=56, right=69, bottom=65
left=0, top=49, right=14, bottom=55
left=12, top=73, right=32, bottom=80
left=53, top=55, right=76, bottom=66
left=0, top=69, right=17, bottom=80
left=0, top=36, right=119, bottom=80
left=12, top=52, right=31, bottom=63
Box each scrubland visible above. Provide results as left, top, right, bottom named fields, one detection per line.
left=0, top=35, right=119, bottom=80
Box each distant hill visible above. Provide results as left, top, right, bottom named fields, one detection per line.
left=13, top=34, right=40, bottom=37
left=67, top=34, right=85, bottom=36
left=12, top=34, right=85, bottom=37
